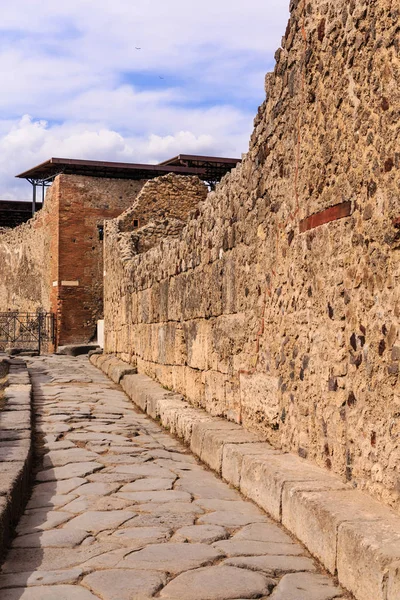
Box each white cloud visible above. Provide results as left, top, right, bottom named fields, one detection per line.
left=0, top=0, right=290, bottom=199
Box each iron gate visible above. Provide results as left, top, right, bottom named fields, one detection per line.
left=0, top=312, right=55, bottom=354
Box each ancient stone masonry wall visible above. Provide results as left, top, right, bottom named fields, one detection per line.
left=104, top=0, right=400, bottom=510
left=55, top=174, right=146, bottom=345
left=0, top=182, right=59, bottom=315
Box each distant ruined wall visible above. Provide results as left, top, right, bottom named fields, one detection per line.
left=104, top=0, right=400, bottom=510
left=55, top=174, right=146, bottom=346
left=0, top=182, right=59, bottom=315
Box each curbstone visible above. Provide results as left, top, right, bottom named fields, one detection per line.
left=0, top=358, right=33, bottom=559
left=90, top=353, right=400, bottom=600
left=222, top=442, right=280, bottom=488
left=337, top=516, right=400, bottom=600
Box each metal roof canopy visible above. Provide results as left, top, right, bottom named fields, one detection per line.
left=16, top=155, right=241, bottom=216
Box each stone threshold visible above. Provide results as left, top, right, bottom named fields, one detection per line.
left=0, top=357, right=33, bottom=559
left=90, top=353, right=400, bottom=600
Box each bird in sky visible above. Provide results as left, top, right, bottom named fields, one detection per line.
left=135, top=47, right=141, bottom=50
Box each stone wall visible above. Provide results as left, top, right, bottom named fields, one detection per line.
left=107, top=0, right=400, bottom=510
left=55, top=174, right=146, bottom=345
left=0, top=183, right=58, bottom=316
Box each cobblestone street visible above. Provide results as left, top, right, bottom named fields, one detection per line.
left=0, top=356, right=348, bottom=599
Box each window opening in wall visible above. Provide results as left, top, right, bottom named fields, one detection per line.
left=97, top=225, right=104, bottom=241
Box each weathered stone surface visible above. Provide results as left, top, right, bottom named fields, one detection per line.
left=0, top=568, right=84, bottom=588
left=269, top=573, right=343, bottom=600
left=82, top=569, right=166, bottom=599
left=63, top=510, right=136, bottom=533
left=160, top=565, right=271, bottom=599
left=16, top=510, right=72, bottom=534
left=120, top=542, right=222, bottom=573
left=120, top=478, right=175, bottom=492
left=2, top=543, right=121, bottom=572
left=213, top=540, right=304, bottom=557
left=337, top=517, right=400, bottom=600
left=116, top=490, right=191, bottom=503
left=225, top=555, right=317, bottom=575
left=13, top=529, right=89, bottom=548
left=109, top=526, right=171, bottom=546
left=198, top=511, right=268, bottom=528
left=42, top=449, right=100, bottom=468
left=232, top=523, right=295, bottom=544
left=172, top=525, right=228, bottom=544
left=36, top=462, right=102, bottom=482
left=0, top=585, right=101, bottom=599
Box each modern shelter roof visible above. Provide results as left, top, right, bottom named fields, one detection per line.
left=16, top=155, right=241, bottom=184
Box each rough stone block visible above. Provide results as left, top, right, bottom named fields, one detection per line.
left=198, top=428, right=262, bottom=474
left=337, top=516, right=400, bottom=600
left=108, top=359, right=137, bottom=384
left=283, top=488, right=397, bottom=576
left=222, top=442, right=280, bottom=488
left=240, top=453, right=335, bottom=522
left=190, top=420, right=241, bottom=464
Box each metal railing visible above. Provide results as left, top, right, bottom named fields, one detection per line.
left=0, top=312, right=55, bottom=354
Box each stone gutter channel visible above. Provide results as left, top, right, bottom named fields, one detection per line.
left=0, top=357, right=33, bottom=559
left=90, top=353, right=400, bottom=600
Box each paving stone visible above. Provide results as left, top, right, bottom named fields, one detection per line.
left=27, top=493, right=78, bottom=510
left=13, top=529, right=89, bottom=548
left=198, top=511, right=269, bottom=528
left=116, top=490, right=192, bottom=503
left=0, top=568, right=84, bottom=588
left=87, top=472, right=140, bottom=483
left=160, top=565, right=272, bottom=599
left=120, top=478, right=175, bottom=492
left=109, top=525, right=171, bottom=546
left=63, top=510, right=136, bottom=533
left=74, top=482, right=121, bottom=496
left=176, top=474, right=242, bottom=500
left=0, top=446, right=29, bottom=462
left=213, top=539, right=305, bottom=557
left=126, top=512, right=196, bottom=528
left=67, top=432, right=130, bottom=443
left=195, top=499, right=266, bottom=516
left=1, top=543, right=121, bottom=573
left=269, top=572, right=343, bottom=599
left=82, top=569, right=166, bottom=599
left=33, top=477, right=87, bottom=495
left=224, top=555, right=317, bottom=575
left=42, top=449, right=100, bottom=468
left=36, top=462, right=102, bottom=482
left=63, top=495, right=133, bottom=513
left=133, top=501, right=203, bottom=515
left=0, top=585, right=101, bottom=599
left=113, top=464, right=176, bottom=478
left=120, top=542, right=222, bottom=573
left=172, top=525, right=228, bottom=543
left=16, top=510, right=72, bottom=534
left=232, top=522, right=295, bottom=544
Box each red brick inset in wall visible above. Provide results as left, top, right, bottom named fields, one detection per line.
left=299, top=201, right=352, bottom=233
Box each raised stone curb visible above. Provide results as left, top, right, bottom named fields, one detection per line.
left=90, top=354, right=400, bottom=600
left=0, top=357, right=33, bottom=560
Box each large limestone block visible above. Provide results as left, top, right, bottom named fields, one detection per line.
left=198, top=428, right=262, bottom=474
left=240, top=453, right=338, bottom=521
left=222, top=442, right=279, bottom=488
left=190, top=420, right=242, bottom=468
left=337, top=516, right=400, bottom=600
left=108, top=359, right=137, bottom=384
left=160, top=564, right=271, bottom=599
left=283, top=487, right=398, bottom=577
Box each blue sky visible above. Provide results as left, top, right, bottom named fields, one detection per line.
left=0, top=0, right=289, bottom=199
